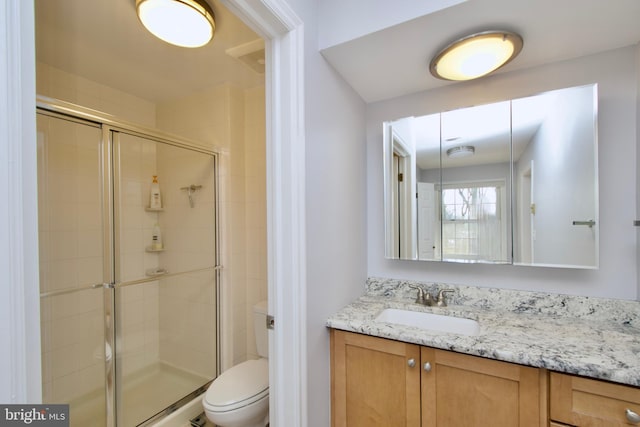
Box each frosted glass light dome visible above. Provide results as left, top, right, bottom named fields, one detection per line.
left=430, top=31, right=523, bottom=81
left=136, top=0, right=216, bottom=48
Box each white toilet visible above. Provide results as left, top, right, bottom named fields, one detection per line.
left=203, top=301, right=269, bottom=427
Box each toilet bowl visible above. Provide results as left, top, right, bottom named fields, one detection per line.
left=203, top=358, right=268, bottom=427
left=203, top=301, right=269, bottom=427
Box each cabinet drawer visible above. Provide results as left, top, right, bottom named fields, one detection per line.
left=550, top=372, right=640, bottom=426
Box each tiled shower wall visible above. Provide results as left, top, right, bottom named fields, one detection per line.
left=36, top=62, right=156, bottom=127
left=155, top=144, right=217, bottom=379
left=156, top=83, right=268, bottom=366
left=37, top=63, right=163, bottom=401
left=37, top=62, right=266, bottom=390
left=116, top=137, right=161, bottom=378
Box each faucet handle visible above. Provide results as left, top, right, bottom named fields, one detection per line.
left=408, top=284, right=432, bottom=306
left=436, top=289, right=455, bottom=307
left=408, top=284, right=424, bottom=303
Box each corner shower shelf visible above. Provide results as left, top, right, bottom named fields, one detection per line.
left=145, top=207, right=164, bottom=212
left=145, top=246, right=165, bottom=253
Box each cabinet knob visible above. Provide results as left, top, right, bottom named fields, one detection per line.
left=627, top=409, right=640, bottom=424
left=423, top=362, right=432, bottom=372
left=407, top=358, right=416, bottom=368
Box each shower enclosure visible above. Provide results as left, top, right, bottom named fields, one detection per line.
left=37, top=100, right=219, bottom=427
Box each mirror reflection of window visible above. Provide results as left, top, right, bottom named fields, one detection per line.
left=440, top=182, right=506, bottom=262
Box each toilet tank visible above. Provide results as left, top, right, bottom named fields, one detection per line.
left=253, top=300, right=269, bottom=358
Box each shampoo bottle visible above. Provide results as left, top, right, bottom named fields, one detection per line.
left=149, top=175, right=162, bottom=209
left=152, top=223, right=163, bottom=250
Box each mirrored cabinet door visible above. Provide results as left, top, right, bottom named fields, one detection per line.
left=383, top=84, right=599, bottom=269
left=512, top=85, right=598, bottom=268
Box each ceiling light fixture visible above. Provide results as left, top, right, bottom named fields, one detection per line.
left=430, top=31, right=523, bottom=81
left=446, top=146, right=475, bottom=158
left=136, top=0, right=216, bottom=48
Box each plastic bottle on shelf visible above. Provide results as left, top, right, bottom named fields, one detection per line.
left=149, top=175, right=162, bottom=209
left=152, top=223, right=163, bottom=250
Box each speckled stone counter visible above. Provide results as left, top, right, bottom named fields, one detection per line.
left=326, top=277, right=640, bottom=387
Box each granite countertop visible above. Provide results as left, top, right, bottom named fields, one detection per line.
left=326, top=277, right=640, bottom=387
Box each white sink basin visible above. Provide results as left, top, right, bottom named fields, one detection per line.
left=375, top=308, right=480, bottom=336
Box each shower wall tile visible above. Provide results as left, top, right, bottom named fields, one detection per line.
left=37, top=62, right=156, bottom=127
left=158, top=271, right=216, bottom=378
left=40, top=291, right=105, bottom=403
left=46, top=259, right=78, bottom=292
left=36, top=69, right=178, bottom=406
left=39, top=107, right=163, bottom=399
left=155, top=83, right=266, bottom=370
left=116, top=134, right=160, bottom=285
left=76, top=204, right=102, bottom=229
left=155, top=85, right=231, bottom=149
left=77, top=257, right=102, bottom=286
left=77, top=231, right=102, bottom=258
left=49, top=202, right=78, bottom=231
left=117, top=277, right=160, bottom=379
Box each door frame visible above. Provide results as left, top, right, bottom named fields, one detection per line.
left=1, top=1, right=308, bottom=426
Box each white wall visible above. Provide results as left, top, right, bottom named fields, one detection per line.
left=317, top=0, right=465, bottom=49
left=283, top=0, right=368, bottom=426
left=367, top=46, right=639, bottom=300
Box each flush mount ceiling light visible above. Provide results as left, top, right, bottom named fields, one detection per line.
left=136, top=0, right=216, bottom=48
left=446, top=145, right=475, bottom=158
left=430, top=31, right=523, bottom=81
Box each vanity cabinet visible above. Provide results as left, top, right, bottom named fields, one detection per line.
left=331, top=329, right=421, bottom=427
left=550, top=372, right=640, bottom=426
left=330, top=330, right=545, bottom=427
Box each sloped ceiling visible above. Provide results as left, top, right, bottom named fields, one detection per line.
left=320, top=0, right=640, bottom=103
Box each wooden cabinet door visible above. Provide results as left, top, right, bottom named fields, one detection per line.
left=331, top=330, right=421, bottom=427
left=550, top=372, right=640, bottom=426
left=421, top=347, right=544, bottom=427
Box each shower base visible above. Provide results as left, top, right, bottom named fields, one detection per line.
left=69, top=362, right=210, bottom=427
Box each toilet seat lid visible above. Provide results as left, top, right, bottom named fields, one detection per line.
left=204, top=358, right=269, bottom=412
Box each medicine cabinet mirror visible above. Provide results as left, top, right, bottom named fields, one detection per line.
left=383, top=84, right=599, bottom=268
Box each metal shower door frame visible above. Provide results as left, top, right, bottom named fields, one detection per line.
left=37, top=97, right=222, bottom=427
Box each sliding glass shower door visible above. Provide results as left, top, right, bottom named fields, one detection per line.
left=37, top=111, right=110, bottom=427
left=113, top=131, right=218, bottom=426
left=38, top=109, right=219, bottom=427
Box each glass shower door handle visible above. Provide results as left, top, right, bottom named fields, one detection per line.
left=145, top=268, right=168, bottom=277
left=92, top=283, right=115, bottom=289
